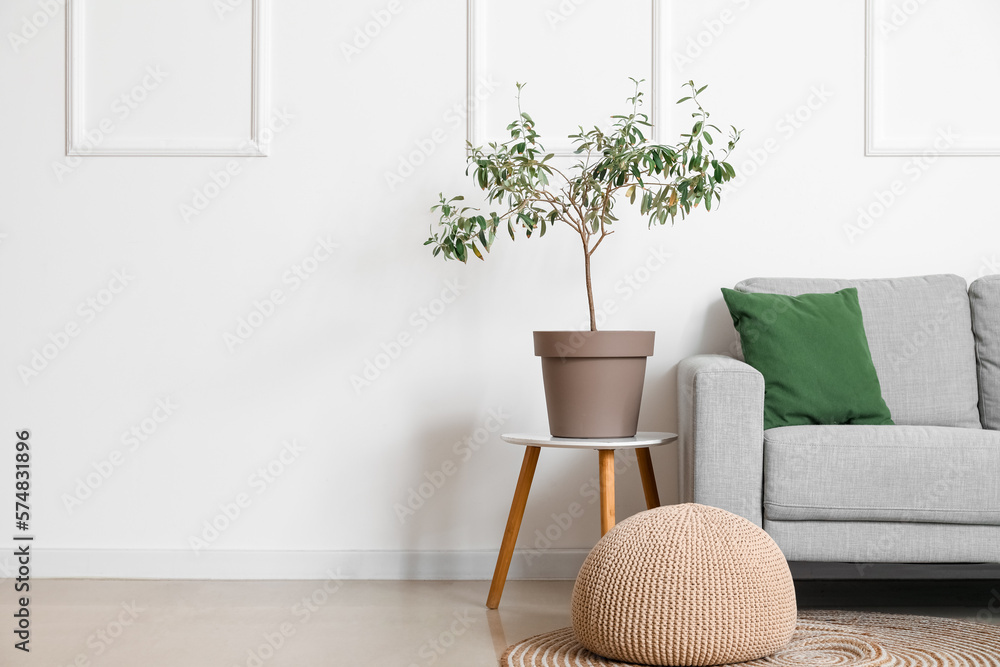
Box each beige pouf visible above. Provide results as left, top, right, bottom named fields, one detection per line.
left=571, top=503, right=797, bottom=666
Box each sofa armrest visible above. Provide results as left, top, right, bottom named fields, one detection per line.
left=677, top=354, right=765, bottom=526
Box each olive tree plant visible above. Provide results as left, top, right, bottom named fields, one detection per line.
left=425, top=80, right=741, bottom=331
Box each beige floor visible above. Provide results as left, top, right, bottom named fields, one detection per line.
left=1, top=579, right=997, bottom=666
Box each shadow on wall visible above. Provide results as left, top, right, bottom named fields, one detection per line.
left=394, top=402, right=513, bottom=575
left=634, top=297, right=738, bottom=505
left=636, top=367, right=681, bottom=506
left=701, top=298, right=740, bottom=358
left=393, top=419, right=478, bottom=577
left=646, top=298, right=739, bottom=425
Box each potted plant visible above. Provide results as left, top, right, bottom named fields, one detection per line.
left=426, top=80, right=741, bottom=438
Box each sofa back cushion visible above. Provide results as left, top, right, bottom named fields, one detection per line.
left=735, top=275, right=980, bottom=428
left=969, top=275, right=1000, bottom=429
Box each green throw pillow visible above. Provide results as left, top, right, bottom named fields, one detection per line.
left=721, top=287, right=894, bottom=430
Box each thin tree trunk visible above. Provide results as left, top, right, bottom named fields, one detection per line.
left=584, top=245, right=597, bottom=332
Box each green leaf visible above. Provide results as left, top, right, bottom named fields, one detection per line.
left=630, top=163, right=642, bottom=182
left=650, top=151, right=663, bottom=172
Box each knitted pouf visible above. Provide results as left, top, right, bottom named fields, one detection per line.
left=571, top=503, right=797, bottom=666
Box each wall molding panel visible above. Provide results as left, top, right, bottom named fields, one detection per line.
left=65, top=0, right=271, bottom=157
left=467, top=0, right=669, bottom=157
left=866, top=0, right=1000, bottom=156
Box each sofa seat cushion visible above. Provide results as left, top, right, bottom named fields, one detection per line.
left=736, top=275, right=981, bottom=429
left=764, top=425, right=1000, bottom=525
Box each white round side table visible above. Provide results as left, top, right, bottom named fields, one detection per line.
left=486, top=431, right=678, bottom=609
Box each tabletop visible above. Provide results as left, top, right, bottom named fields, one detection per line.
left=501, top=432, right=678, bottom=450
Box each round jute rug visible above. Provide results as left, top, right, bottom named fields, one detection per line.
left=500, top=610, right=1000, bottom=666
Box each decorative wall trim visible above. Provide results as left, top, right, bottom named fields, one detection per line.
left=65, top=0, right=271, bottom=157
left=25, top=548, right=589, bottom=580
left=865, top=0, right=997, bottom=156
left=863, top=0, right=877, bottom=155
left=467, top=0, right=669, bottom=157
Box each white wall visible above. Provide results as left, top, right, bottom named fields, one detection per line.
left=2, top=0, right=998, bottom=579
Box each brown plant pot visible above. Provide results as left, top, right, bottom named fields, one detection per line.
left=533, top=331, right=654, bottom=438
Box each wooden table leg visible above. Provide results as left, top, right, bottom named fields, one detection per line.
left=486, top=446, right=540, bottom=609
left=635, top=447, right=661, bottom=510
left=599, top=449, right=616, bottom=536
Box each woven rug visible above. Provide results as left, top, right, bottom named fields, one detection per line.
left=500, top=610, right=1000, bottom=666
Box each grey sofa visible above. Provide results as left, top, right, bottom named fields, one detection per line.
left=678, top=274, right=1000, bottom=564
